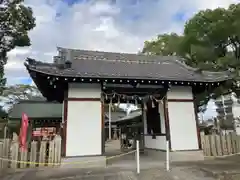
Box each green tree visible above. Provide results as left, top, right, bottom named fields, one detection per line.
left=0, top=106, right=7, bottom=138
left=142, top=3, right=240, bottom=112
left=0, top=105, right=7, bottom=118
left=1, top=84, right=42, bottom=109
left=183, top=4, right=240, bottom=70
left=183, top=3, right=240, bottom=97
left=0, top=0, right=36, bottom=91
left=142, top=33, right=184, bottom=56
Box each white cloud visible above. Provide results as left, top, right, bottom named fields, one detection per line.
left=8, top=48, right=30, bottom=56
left=194, top=0, right=239, bottom=10
left=5, top=61, right=22, bottom=70
left=4, top=0, right=239, bottom=85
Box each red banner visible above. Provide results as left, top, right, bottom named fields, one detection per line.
left=19, top=113, right=29, bottom=152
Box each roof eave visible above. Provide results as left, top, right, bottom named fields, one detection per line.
left=27, top=66, right=230, bottom=83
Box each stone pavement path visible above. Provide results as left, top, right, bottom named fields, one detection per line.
left=138, top=166, right=216, bottom=180
left=0, top=166, right=217, bottom=180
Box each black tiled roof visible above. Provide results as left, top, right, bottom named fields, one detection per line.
left=25, top=47, right=231, bottom=82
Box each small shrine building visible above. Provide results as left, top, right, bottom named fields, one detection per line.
left=24, top=47, right=231, bottom=161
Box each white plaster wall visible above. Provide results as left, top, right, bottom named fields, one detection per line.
left=145, top=136, right=166, bottom=150
left=167, top=86, right=199, bottom=151
left=143, top=103, right=166, bottom=150
left=68, top=83, right=101, bottom=98
left=167, top=86, right=193, bottom=100
left=66, top=83, right=102, bottom=157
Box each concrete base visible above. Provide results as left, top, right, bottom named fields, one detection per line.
left=60, top=156, right=106, bottom=168
left=170, top=150, right=204, bottom=162
left=144, top=149, right=204, bottom=162
left=144, top=149, right=166, bottom=161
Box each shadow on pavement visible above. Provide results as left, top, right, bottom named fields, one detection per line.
left=172, top=155, right=240, bottom=180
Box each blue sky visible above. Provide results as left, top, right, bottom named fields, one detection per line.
left=64, top=0, right=83, bottom=6
left=4, top=0, right=238, bottom=116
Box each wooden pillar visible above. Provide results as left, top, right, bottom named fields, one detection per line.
left=101, top=102, right=105, bottom=154
left=192, top=89, right=202, bottom=150
left=62, top=90, right=68, bottom=157
left=141, top=103, right=146, bottom=151
left=163, top=97, right=172, bottom=150
left=132, top=126, right=136, bottom=149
